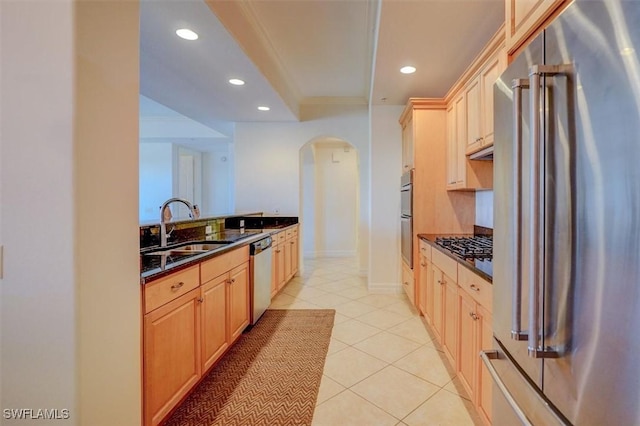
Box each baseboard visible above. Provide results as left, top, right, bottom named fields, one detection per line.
left=367, top=283, right=402, bottom=294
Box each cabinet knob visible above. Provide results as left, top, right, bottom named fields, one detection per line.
left=469, top=312, right=479, bottom=320
left=420, top=262, right=427, bottom=267
left=197, top=297, right=204, bottom=303
left=171, top=282, right=184, bottom=291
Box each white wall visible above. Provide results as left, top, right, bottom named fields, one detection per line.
left=140, top=142, right=173, bottom=221
left=475, top=190, right=494, bottom=228
left=301, top=145, right=316, bottom=255
left=234, top=104, right=370, bottom=273
left=1, top=2, right=140, bottom=425
left=202, top=148, right=233, bottom=215
left=369, top=105, right=404, bottom=292
left=313, top=144, right=358, bottom=257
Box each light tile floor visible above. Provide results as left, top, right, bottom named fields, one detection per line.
left=269, top=256, right=482, bottom=426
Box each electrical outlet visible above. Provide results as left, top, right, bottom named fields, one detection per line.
left=205, top=225, right=213, bottom=234
left=274, top=208, right=280, bottom=215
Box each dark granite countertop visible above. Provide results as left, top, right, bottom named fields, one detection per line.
left=140, top=223, right=299, bottom=284
left=418, top=233, right=493, bottom=283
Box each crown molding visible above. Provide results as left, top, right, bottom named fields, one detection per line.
left=205, top=0, right=302, bottom=119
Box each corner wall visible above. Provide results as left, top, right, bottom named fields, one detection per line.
left=0, top=2, right=141, bottom=424
left=369, top=105, right=404, bottom=292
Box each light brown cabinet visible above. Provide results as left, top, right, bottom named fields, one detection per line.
left=402, top=260, right=415, bottom=305
left=417, top=241, right=432, bottom=320
left=401, top=116, right=414, bottom=172
left=464, top=76, right=482, bottom=154
left=419, top=245, right=494, bottom=425
left=270, top=225, right=299, bottom=297
left=506, top=0, right=567, bottom=55
left=142, top=245, right=250, bottom=426
left=143, top=288, right=201, bottom=426
left=228, top=262, right=250, bottom=342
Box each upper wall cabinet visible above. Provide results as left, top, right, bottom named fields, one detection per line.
left=402, top=116, right=415, bottom=172
left=505, top=0, right=568, bottom=55
left=465, top=48, right=506, bottom=156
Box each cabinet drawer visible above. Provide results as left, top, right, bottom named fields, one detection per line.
left=144, top=266, right=200, bottom=314
left=432, top=249, right=457, bottom=282
left=458, top=266, right=492, bottom=312
left=201, top=246, right=250, bottom=284
left=285, top=227, right=294, bottom=239
left=419, top=240, right=432, bottom=260
left=277, top=232, right=286, bottom=244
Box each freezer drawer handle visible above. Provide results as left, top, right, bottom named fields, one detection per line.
left=511, top=78, right=529, bottom=342
left=527, top=64, right=572, bottom=358
left=480, top=350, right=533, bottom=426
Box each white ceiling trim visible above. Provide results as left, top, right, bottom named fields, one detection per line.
left=205, top=0, right=302, bottom=118
left=300, top=96, right=369, bottom=106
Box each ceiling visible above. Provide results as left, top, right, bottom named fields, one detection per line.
left=139, top=0, right=504, bottom=139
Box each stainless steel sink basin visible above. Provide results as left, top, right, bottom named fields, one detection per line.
left=144, top=242, right=230, bottom=257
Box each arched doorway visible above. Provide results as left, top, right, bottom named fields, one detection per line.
left=299, top=137, right=360, bottom=261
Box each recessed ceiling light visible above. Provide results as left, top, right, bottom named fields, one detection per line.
left=257, top=106, right=270, bottom=111
left=621, top=47, right=635, bottom=56
left=229, top=79, right=245, bottom=86
left=400, top=66, right=416, bottom=74
left=176, top=28, right=198, bottom=41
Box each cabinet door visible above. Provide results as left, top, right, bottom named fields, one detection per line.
left=480, top=52, right=502, bottom=148
left=290, top=236, right=299, bottom=276
left=144, top=288, right=201, bottom=426
left=424, top=259, right=435, bottom=326
left=442, top=275, right=458, bottom=366
left=432, top=266, right=444, bottom=342
left=465, top=77, right=482, bottom=155
left=457, top=289, right=477, bottom=398
left=228, top=262, right=250, bottom=342
left=402, top=117, right=414, bottom=172
left=476, top=304, right=493, bottom=425
left=418, top=255, right=429, bottom=316
left=446, top=104, right=457, bottom=188
left=506, top=0, right=565, bottom=54
left=271, top=242, right=279, bottom=297
left=277, top=243, right=286, bottom=290
left=454, top=94, right=466, bottom=186
left=402, top=261, right=415, bottom=306
left=283, top=237, right=292, bottom=282
left=201, top=274, right=228, bottom=372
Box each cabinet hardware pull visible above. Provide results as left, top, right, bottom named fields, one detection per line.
left=171, top=282, right=184, bottom=291
left=420, top=262, right=426, bottom=267
left=469, top=312, right=479, bottom=320
left=437, top=279, right=442, bottom=284
left=197, top=297, right=204, bottom=303
left=470, top=284, right=480, bottom=291
left=230, top=278, right=236, bottom=284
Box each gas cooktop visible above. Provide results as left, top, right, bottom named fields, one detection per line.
left=434, top=236, right=493, bottom=260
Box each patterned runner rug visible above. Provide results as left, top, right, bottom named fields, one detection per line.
left=164, top=309, right=336, bottom=426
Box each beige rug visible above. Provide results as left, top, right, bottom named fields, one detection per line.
left=163, top=309, right=336, bottom=426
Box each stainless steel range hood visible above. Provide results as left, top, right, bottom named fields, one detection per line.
left=469, top=145, right=493, bottom=160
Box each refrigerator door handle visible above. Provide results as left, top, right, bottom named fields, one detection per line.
left=527, top=64, right=572, bottom=359
left=511, top=79, right=529, bottom=341
left=480, top=350, right=534, bottom=426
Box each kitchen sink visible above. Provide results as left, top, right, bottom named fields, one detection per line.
left=144, top=242, right=230, bottom=257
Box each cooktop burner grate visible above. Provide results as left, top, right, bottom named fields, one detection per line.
left=435, top=236, right=493, bottom=260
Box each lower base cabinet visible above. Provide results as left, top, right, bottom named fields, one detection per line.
left=143, top=247, right=250, bottom=426
left=402, top=261, right=415, bottom=305
left=143, top=288, right=202, bottom=426
left=419, top=240, right=493, bottom=425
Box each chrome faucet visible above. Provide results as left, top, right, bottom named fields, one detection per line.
left=159, top=197, right=197, bottom=247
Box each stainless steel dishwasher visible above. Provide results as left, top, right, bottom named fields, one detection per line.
left=249, top=235, right=273, bottom=325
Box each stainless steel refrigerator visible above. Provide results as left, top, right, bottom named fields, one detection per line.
left=488, top=1, right=640, bottom=424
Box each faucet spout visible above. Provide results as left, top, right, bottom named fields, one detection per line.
left=159, top=197, right=197, bottom=247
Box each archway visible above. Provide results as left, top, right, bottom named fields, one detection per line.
left=299, top=137, right=360, bottom=263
